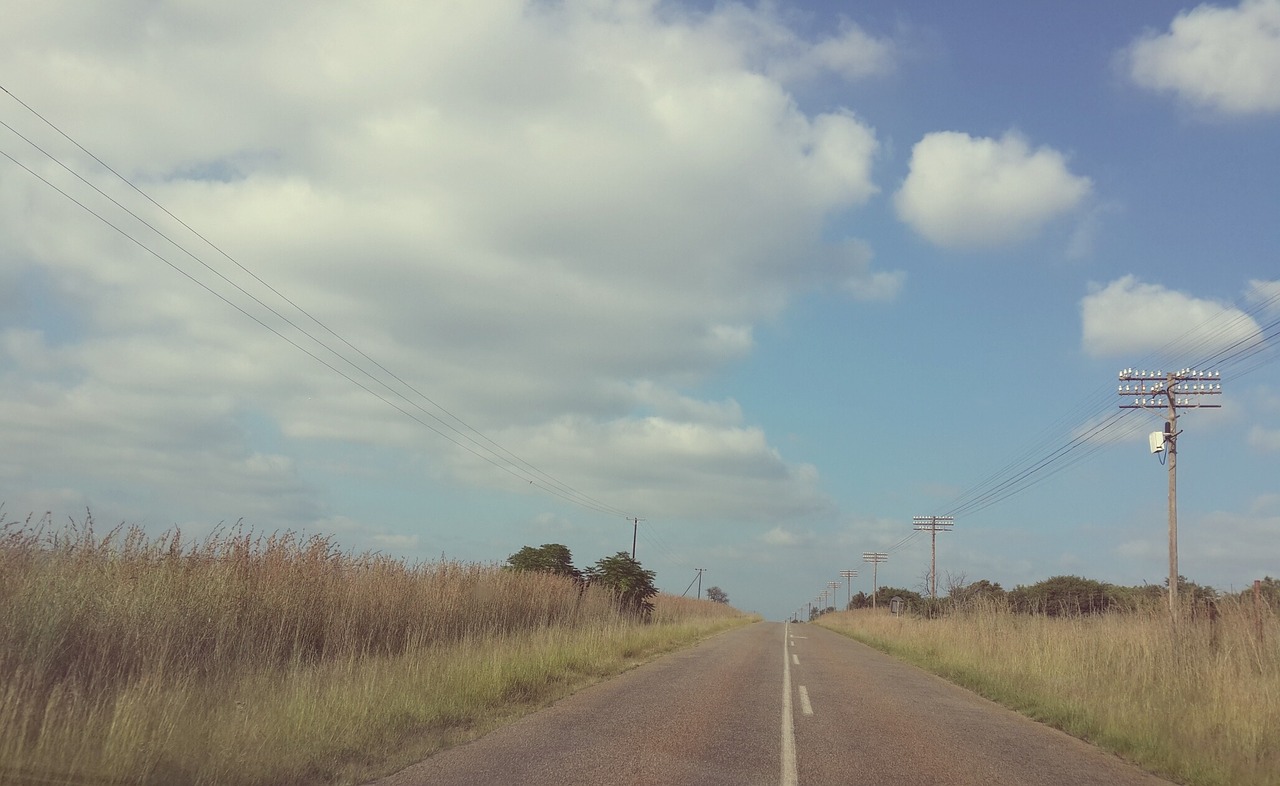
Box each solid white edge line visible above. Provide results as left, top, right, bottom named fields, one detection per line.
left=782, top=622, right=799, bottom=786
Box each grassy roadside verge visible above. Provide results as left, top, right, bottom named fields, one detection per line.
left=816, top=602, right=1279, bottom=786
left=0, top=515, right=754, bottom=785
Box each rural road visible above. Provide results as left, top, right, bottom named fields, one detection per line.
left=371, top=621, right=1174, bottom=786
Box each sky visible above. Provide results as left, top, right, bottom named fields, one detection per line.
left=1, top=0, right=1278, bottom=619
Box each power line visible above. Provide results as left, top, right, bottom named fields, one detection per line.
left=929, top=282, right=1278, bottom=524
left=0, top=84, right=638, bottom=522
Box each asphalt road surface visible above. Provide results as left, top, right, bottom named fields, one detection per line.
left=371, top=621, right=1174, bottom=786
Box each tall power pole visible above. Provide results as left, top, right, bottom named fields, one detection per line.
left=827, top=581, right=841, bottom=611
left=862, top=552, right=888, bottom=608
left=839, top=569, right=859, bottom=610
left=912, top=516, right=955, bottom=599
left=695, top=567, right=705, bottom=599
left=1118, top=368, right=1222, bottom=625
left=629, top=517, right=646, bottom=560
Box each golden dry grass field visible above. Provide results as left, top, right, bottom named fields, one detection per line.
left=0, top=514, right=751, bottom=785
left=817, top=599, right=1279, bottom=786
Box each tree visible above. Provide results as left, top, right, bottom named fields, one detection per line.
left=506, top=544, right=582, bottom=582
left=705, top=586, right=729, bottom=604
left=1008, top=575, right=1118, bottom=616
left=875, top=586, right=923, bottom=607
left=947, top=577, right=1005, bottom=608
left=586, top=551, right=657, bottom=618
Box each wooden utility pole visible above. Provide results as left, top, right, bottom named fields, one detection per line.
left=862, top=552, right=887, bottom=609
left=695, top=567, right=705, bottom=599
left=840, top=569, right=859, bottom=610
left=629, top=517, right=646, bottom=560
left=912, top=516, right=954, bottom=599
left=1118, top=368, right=1221, bottom=627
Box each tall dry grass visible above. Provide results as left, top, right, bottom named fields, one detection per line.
left=0, top=512, right=750, bottom=785
left=818, top=597, right=1280, bottom=786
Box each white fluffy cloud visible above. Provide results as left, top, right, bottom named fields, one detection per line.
left=1126, top=0, right=1280, bottom=114
left=0, top=1, right=896, bottom=532
left=1080, top=276, right=1263, bottom=358
left=893, top=131, right=1092, bottom=249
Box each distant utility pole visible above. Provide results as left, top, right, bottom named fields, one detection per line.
left=1118, top=368, right=1222, bottom=626
left=696, top=567, right=705, bottom=599
left=862, top=552, right=888, bottom=609
left=629, top=517, right=646, bottom=560
left=912, top=516, right=955, bottom=599
left=839, top=569, right=859, bottom=610
left=827, top=581, right=841, bottom=611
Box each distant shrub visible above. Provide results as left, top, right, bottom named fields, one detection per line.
left=1008, top=575, right=1122, bottom=615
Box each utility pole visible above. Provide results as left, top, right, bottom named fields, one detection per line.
left=827, top=581, right=841, bottom=612
left=629, top=517, right=646, bottom=560
left=1119, top=368, right=1222, bottom=626
left=862, top=552, right=887, bottom=609
left=912, top=516, right=955, bottom=599
left=840, top=569, right=858, bottom=610
left=695, top=567, right=705, bottom=599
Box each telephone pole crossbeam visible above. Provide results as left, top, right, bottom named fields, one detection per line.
left=1117, top=368, right=1222, bottom=627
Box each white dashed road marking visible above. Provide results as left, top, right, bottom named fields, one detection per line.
left=799, top=685, right=813, bottom=716
left=781, top=624, right=798, bottom=786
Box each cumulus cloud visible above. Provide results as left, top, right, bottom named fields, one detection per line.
left=1080, top=276, right=1263, bottom=358
left=1247, top=279, right=1280, bottom=312
left=1126, top=0, right=1280, bottom=114
left=451, top=416, right=831, bottom=521
left=704, top=5, right=896, bottom=83
left=893, top=131, right=1092, bottom=249
left=1, top=0, right=892, bottom=530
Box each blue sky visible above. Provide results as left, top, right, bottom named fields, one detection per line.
left=1, top=1, right=1278, bottom=619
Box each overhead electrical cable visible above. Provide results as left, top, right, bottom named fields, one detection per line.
left=0, top=85, right=636, bottom=521
left=0, top=146, right=637, bottom=517
left=929, top=278, right=1278, bottom=524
